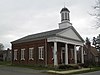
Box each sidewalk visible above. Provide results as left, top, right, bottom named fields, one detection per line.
left=47, top=68, right=91, bottom=74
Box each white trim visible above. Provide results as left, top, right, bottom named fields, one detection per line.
left=74, top=45, right=77, bottom=64
left=29, top=47, right=34, bottom=60
left=38, top=46, right=44, bottom=60
left=54, top=42, right=58, bottom=66
left=14, top=49, right=18, bottom=60
left=81, top=46, right=84, bottom=63
left=21, top=48, right=25, bottom=60
left=65, top=44, right=68, bottom=65
left=57, top=28, right=81, bottom=41
left=47, top=36, right=83, bottom=46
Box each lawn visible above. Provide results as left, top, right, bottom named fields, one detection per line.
left=0, top=61, right=11, bottom=65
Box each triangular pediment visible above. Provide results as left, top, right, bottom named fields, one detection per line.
left=57, top=27, right=84, bottom=42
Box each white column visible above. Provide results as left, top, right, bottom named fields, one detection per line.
left=81, top=46, right=84, bottom=63
left=74, top=45, right=77, bottom=64
left=54, top=42, right=58, bottom=66
left=65, top=43, right=68, bottom=65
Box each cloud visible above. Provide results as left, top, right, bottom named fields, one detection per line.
left=0, top=0, right=98, bottom=49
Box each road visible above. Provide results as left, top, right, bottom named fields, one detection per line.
left=77, top=71, right=100, bottom=75
left=0, top=65, right=100, bottom=75
left=0, top=65, right=52, bottom=75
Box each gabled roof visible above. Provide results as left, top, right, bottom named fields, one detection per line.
left=11, top=26, right=84, bottom=44
left=71, top=26, right=84, bottom=42
left=11, top=27, right=68, bottom=44
left=91, top=46, right=98, bottom=56
left=84, top=45, right=98, bottom=57
left=57, top=26, right=84, bottom=42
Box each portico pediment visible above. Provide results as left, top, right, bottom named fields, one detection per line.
left=57, top=27, right=84, bottom=42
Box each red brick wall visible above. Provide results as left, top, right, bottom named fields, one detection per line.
left=12, top=40, right=75, bottom=66
left=12, top=39, right=46, bottom=65
left=47, top=42, right=54, bottom=65
left=47, top=42, right=65, bottom=65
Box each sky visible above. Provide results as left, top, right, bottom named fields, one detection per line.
left=0, top=0, right=100, bottom=49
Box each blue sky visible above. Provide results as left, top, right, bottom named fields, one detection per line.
left=0, top=0, right=99, bottom=49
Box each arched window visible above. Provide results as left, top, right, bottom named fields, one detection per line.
left=65, top=13, right=67, bottom=20
left=68, top=13, right=70, bottom=21
left=61, top=13, right=64, bottom=21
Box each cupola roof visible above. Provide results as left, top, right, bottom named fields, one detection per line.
left=60, top=7, right=70, bottom=13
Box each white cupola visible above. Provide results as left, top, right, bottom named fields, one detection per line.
left=59, top=7, right=72, bottom=29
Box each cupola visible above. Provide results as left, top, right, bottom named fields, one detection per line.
left=60, top=7, right=70, bottom=22
left=59, top=7, right=72, bottom=29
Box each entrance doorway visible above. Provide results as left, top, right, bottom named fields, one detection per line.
left=61, top=47, right=65, bottom=64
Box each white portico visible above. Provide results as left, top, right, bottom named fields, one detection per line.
left=47, top=34, right=84, bottom=66
left=47, top=7, right=84, bottom=66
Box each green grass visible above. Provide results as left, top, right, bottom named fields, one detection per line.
left=0, top=61, right=11, bottom=65
left=10, top=64, right=54, bottom=70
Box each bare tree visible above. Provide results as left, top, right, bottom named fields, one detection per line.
left=93, top=0, right=100, bottom=28
left=0, top=43, right=4, bottom=50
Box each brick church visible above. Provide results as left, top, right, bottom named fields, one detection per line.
left=11, top=7, right=84, bottom=66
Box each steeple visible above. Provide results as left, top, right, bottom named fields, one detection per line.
left=59, top=7, right=72, bottom=29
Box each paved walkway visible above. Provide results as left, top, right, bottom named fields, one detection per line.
left=47, top=68, right=91, bottom=74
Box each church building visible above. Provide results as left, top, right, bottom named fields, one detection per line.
left=11, top=7, right=84, bottom=66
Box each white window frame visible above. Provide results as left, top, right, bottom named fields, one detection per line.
left=14, top=49, right=18, bottom=60
left=21, top=48, right=25, bottom=60
left=38, top=46, right=44, bottom=60
left=29, top=47, right=34, bottom=60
